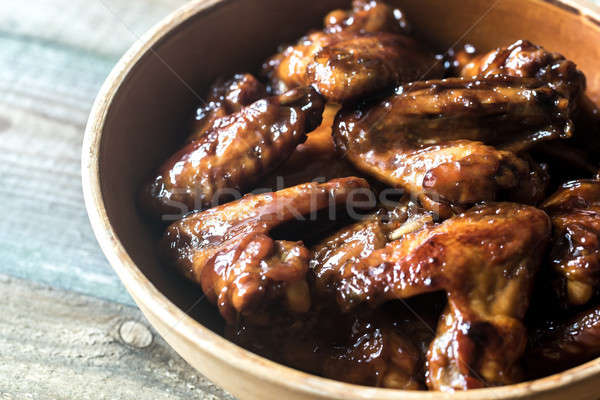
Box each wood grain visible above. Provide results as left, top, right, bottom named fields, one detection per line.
left=0, top=1, right=232, bottom=398
left=0, top=274, right=233, bottom=399
left=0, top=0, right=187, bottom=303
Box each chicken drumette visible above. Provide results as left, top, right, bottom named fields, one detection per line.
left=333, top=76, right=567, bottom=216
left=542, top=178, right=600, bottom=306
left=228, top=303, right=436, bottom=389
left=140, top=87, right=324, bottom=221
left=190, top=73, right=267, bottom=141
left=323, top=0, right=411, bottom=35
left=458, top=39, right=585, bottom=102
left=526, top=305, right=600, bottom=377
left=311, top=197, right=434, bottom=296
left=262, top=1, right=440, bottom=102
left=160, top=177, right=370, bottom=323
left=326, top=203, right=550, bottom=390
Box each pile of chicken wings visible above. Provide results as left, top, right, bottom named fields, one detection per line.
left=139, top=0, right=600, bottom=391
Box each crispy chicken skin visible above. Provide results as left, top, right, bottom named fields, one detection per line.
left=140, top=87, right=324, bottom=221
left=190, top=73, right=267, bottom=142
left=543, top=179, right=600, bottom=306
left=262, top=1, right=440, bottom=102
left=333, top=76, right=563, bottom=215
left=328, top=203, right=550, bottom=390
left=526, top=305, right=600, bottom=376
left=459, top=39, right=586, bottom=101
left=161, top=177, right=370, bottom=322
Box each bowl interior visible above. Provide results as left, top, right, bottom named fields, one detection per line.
left=97, top=0, right=600, bottom=383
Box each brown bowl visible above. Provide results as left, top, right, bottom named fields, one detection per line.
left=82, top=0, right=600, bottom=398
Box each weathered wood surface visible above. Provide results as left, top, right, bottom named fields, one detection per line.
left=0, top=0, right=232, bottom=398
left=0, top=274, right=233, bottom=400
left=0, top=0, right=190, bottom=304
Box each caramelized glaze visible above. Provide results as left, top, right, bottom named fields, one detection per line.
left=139, top=0, right=600, bottom=391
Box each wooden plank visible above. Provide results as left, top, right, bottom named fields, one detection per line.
left=0, top=0, right=184, bottom=304
left=0, top=35, right=130, bottom=303
left=0, top=274, right=233, bottom=400
left=0, top=0, right=188, bottom=58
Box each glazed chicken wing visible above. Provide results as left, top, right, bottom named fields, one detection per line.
left=161, top=177, right=370, bottom=322
left=328, top=203, right=550, bottom=390
left=542, top=179, right=600, bottom=306
left=526, top=305, right=600, bottom=377
left=333, top=76, right=565, bottom=215
left=140, top=87, right=325, bottom=221
left=458, top=40, right=600, bottom=169
left=190, top=73, right=267, bottom=142
left=264, top=31, right=439, bottom=103
left=228, top=306, right=432, bottom=389
left=261, top=103, right=360, bottom=188
left=323, top=0, right=411, bottom=34
left=311, top=198, right=434, bottom=296
left=459, top=39, right=585, bottom=101
left=263, top=1, right=440, bottom=102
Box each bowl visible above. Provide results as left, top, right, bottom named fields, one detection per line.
left=82, top=0, right=600, bottom=398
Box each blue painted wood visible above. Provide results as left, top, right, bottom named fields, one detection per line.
left=0, top=0, right=188, bottom=305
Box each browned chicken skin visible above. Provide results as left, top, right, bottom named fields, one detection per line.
left=264, top=31, right=439, bottom=103
left=333, top=76, right=564, bottom=215
left=139, top=3, right=600, bottom=391
left=311, top=198, right=434, bottom=296
left=526, top=305, right=600, bottom=377
left=262, top=1, right=440, bottom=102
left=327, top=203, right=550, bottom=390
left=140, top=87, right=325, bottom=221
left=324, top=0, right=411, bottom=34
left=459, top=39, right=585, bottom=102
left=190, top=73, right=267, bottom=142
left=227, top=305, right=434, bottom=389
left=261, top=103, right=360, bottom=188
left=543, top=179, right=600, bottom=306
left=161, top=177, right=370, bottom=322
left=458, top=39, right=600, bottom=171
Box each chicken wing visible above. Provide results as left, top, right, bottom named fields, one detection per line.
left=161, top=177, right=370, bottom=322
left=227, top=306, right=431, bottom=389
left=333, top=76, right=563, bottom=215
left=190, top=73, right=267, bottom=142
left=311, top=198, right=434, bottom=296
left=263, top=30, right=439, bottom=103
left=542, top=179, right=600, bottom=306
left=459, top=39, right=585, bottom=101
left=261, top=103, right=359, bottom=189
left=262, top=1, right=440, bottom=103
left=328, top=203, right=550, bottom=390
left=526, top=305, right=600, bottom=377
left=323, top=0, right=411, bottom=34
left=140, top=87, right=325, bottom=221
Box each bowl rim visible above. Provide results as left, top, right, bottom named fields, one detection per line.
left=82, top=0, right=600, bottom=398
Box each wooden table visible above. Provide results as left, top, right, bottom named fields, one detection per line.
left=0, top=0, right=233, bottom=398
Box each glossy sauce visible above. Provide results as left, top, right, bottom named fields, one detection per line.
left=141, top=0, right=600, bottom=392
